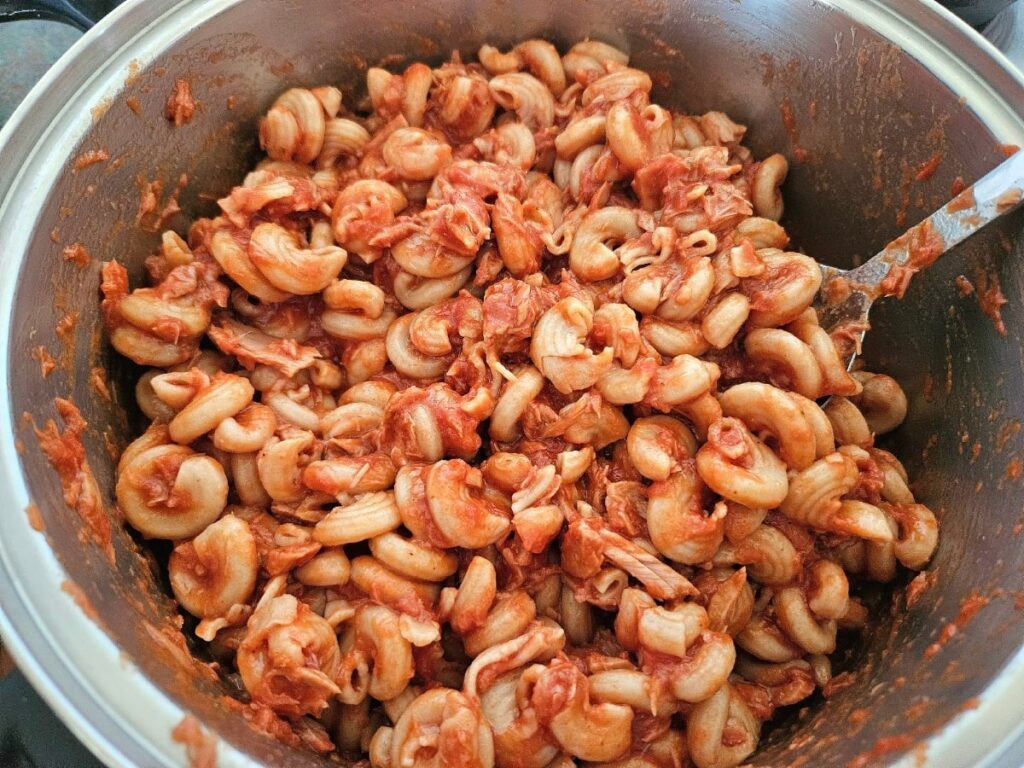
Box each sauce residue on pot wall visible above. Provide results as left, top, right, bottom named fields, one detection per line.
left=136, top=173, right=188, bottom=233
left=31, top=346, right=56, bottom=378
left=922, top=591, right=990, bottom=660
left=171, top=713, right=218, bottom=768
left=62, top=242, right=91, bottom=267
left=957, top=268, right=1009, bottom=337
left=90, top=367, right=112, bottom=402
left=166, top=79, right=197, bottom=127
left=972, top=269, right=1008, bottom=337
left=136, top=176, right=165, bottom=230
left=31, top=399, right=113, bottom=562
left=778, top=97, right=810, bottom=164
left=905, top=569, right=939, bottom=609
left=55, top=312, right=79, bottom=339
left=142, top=621, right=219, bottom=685
left=914, top=153, right=942, bottom=182
left=1005, top=456, right=1022, bottom=482
left=847, top=735, right=915, bottom=768
left=72, top=148, right=109, bottom=171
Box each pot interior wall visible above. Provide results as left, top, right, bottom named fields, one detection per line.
left=9, top=0, right=1024, bottom=765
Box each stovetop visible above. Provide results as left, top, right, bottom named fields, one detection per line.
left=0, top=4, right=1023, bottom=767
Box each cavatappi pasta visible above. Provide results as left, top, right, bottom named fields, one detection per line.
left=101, top=39, right=938, bottom=768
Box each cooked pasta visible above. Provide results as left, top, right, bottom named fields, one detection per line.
left=101, top=38, right=938, bottom=768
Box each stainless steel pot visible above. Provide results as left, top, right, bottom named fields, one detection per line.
left=1, top=1, right=1023, bottom=766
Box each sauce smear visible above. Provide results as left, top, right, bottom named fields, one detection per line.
left=33, top=399, right=113, bottom=562
left=171, top=714, right=218, bottom=768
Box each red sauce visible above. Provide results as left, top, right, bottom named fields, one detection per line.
left=995, top=420, right=1021, bottom=452
left=72, top=149, right=110, bottom=171
left=822, top=275, right=853, bottom=305
left=136, top=175, right=165, bottom=231
left=780, top=99, right=797, bottom=134
left=923, top=591, right=989, bottom=659
left=877, top=219, right=946, bottom=299
left=905, top=699, right=930, bottom=722
left=62, top=242, right=91, bottom=268
left=778, top=98, right=809, bottom=164
left=270, top=60, right=295, bottom=77
left=848, top=708, right=869, bottom=726
left=126, top=96, right=142, bottom=115
left=999, top=143, right=1020, bottom=157
left=878, top=265, right=915, bottom=300
left=995, top=187, right=1022, bottom=214
left=896, top=159, right=915, bottom=227
left=940, top=659, right=963, bottom=684
left=848, top=735, right=916, bottom=768
left=946, top=185, right=975, bottom=213
left=103, top=428, right=122, bottom=464
left=905, top=570, right=938, bottom=609
left=1005, top=456, right=1022, bottom=482
left=89, top=367, right=112, bottom=402
left=33, top=399, right=113, bottom=562
left=973, top=269, right=1008, bottom=337
left=31, top=346, right=56, bottom=378
left=954, top=275, right=974, bottom=297
left=56, top=312, right=79, bottom=339
left=165, top=79, right=197, bottom=127
left=123, top=60, right=141, bottom=87
left=914, top=153, right=942, bottom=182
left=821, top=671, right=855, bottom=698
left=922, top=373, right=934, bottom=403
left=240, top=702, right=304, bottom=749
left=61, top=580, right=99, bottom=621
left=171, top=714, right=218, bottom=768
left=25, top=503, right=44, bottom=532
left=143, top=621, right=219, bottom=683
left=950, top=176, right=966, bottom=197
left=903, top=219, right=945, bottom=271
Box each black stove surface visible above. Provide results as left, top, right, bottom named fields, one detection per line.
left=0, top=664, right=104, bottom=767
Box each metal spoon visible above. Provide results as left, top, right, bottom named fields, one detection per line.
left=815, top=149, right=1024, bottom=367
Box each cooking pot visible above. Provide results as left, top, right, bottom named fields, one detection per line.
left=1, top=1, right=1023, bottom=766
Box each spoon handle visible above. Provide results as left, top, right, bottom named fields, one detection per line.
left=847, top=149, right=1024, bottom=292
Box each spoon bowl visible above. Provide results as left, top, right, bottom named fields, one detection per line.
left=815, top=148, right=1024, bottom=368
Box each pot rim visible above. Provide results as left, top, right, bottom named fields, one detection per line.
left=0, top=1, right=1022, bottom=767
